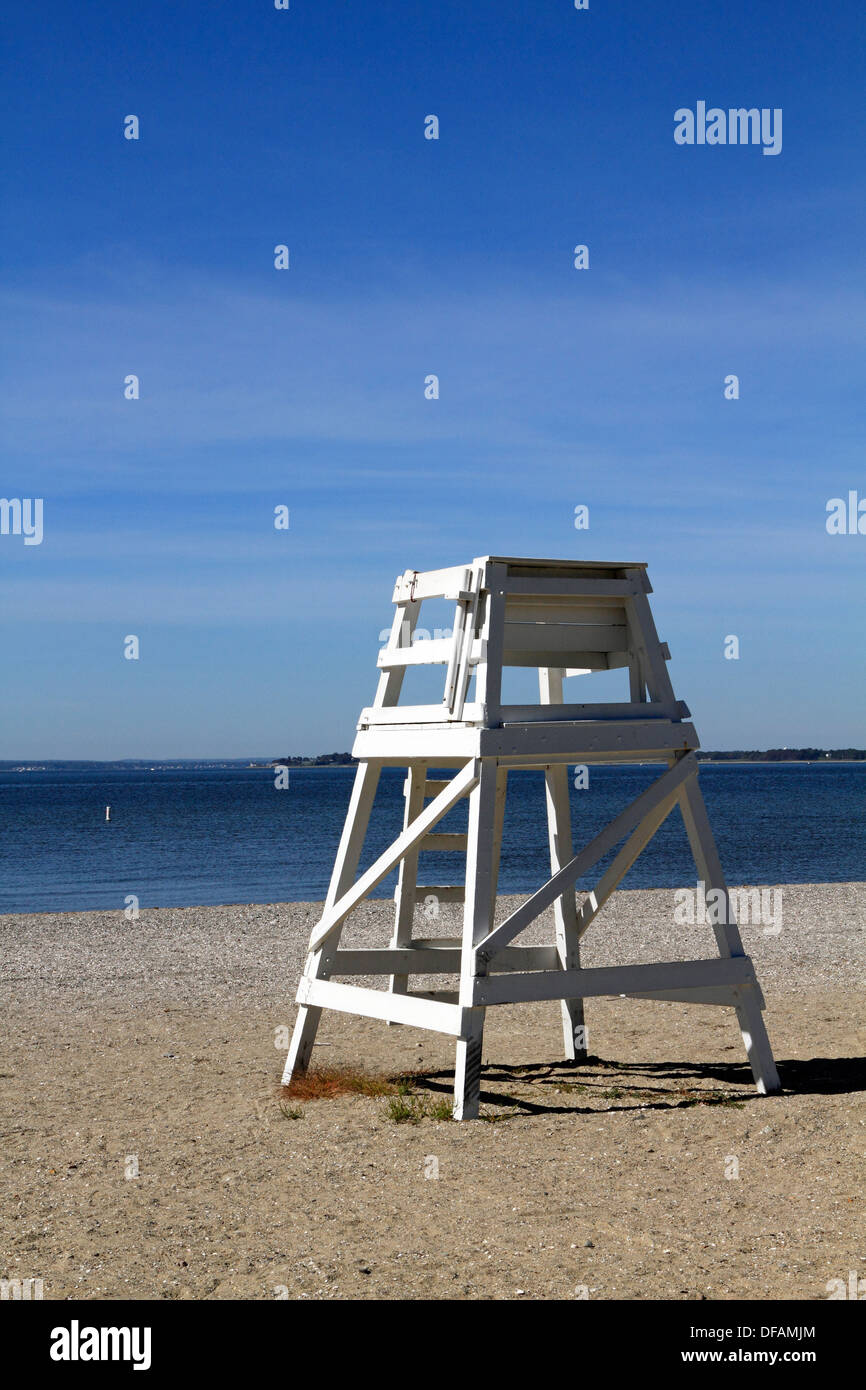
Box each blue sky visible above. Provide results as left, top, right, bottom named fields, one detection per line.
left=1, top=0, right=864, bottom=756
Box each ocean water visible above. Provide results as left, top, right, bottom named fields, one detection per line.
left=0, top=764, right=863, bottom=914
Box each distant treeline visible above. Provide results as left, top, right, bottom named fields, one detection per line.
left=271, top=753, right=356, bottom=766
left=274, top=749, right=866, bottom=765
left=696, top=749, right=866, bottom=762
left=3, top=749, right=864, bottom=773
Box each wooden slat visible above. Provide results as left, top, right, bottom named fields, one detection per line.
left=392, top=565, right=472, bottom=603
left=424, top=779, right=453, bottom=796
left=415, top=884, right=465, bottom=902
left=505, top=652, right=615, bottom=670
left=334, top=944, right=561, bottom=975
left=358, top=702, right=486, bottom=726
left=502, top=578, right=643, bottom=599
left=408, top=989, right=460, bottom=1003
left=377, top=638, right=482, bottom=670
left=500, top=700, right=687, bottom=724
left=505, top=599, right=629, bottom=625
left=336, top=947, right=462, bottom=974
left=479, top=555, right=647, bottom=575
left=473, top=954, right=756, bottom=1007
left=352, top=726, right=481, bottom=763
left=503, top=622, right=629, bottom=656
left=352, top=718, right=700, bottom=764
left=308, top=759, right=480, bottom=952
left=409, top=935, right=461, bottom=947
left=420, top=832, right=469, bottom=852
left=298, top=976, right=465, bottom=1035
left=479, top=720, right=699, bottom=760
left=626, top=987, right=746, bottom=1007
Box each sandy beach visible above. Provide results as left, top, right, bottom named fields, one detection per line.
left=2, top=883, right=864, bottom=1301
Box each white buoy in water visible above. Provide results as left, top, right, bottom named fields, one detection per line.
left=105, top=806, right=111, bottom=822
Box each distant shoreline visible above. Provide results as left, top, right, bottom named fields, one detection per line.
left=2, top=757, right=865, bottom=773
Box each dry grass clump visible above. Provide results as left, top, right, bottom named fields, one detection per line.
left=280, top=1065, right=455, bottom=1120
left=281, top=1064, right=414, bottom=1102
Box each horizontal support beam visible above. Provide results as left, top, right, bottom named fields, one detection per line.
left=503, top=622, right=628, bottom=657
left=406, top=989, right=459, bottom=1004
left=352, top=729, right=480, bottom=761
left=504, top=651, right=612, bottom=670
left=473, top=955, right=756, bottom=1007
left=336, top=947, right=462, bottom=974
left=333, top=944, right=560, bottom=975
left=352, top=720, right=699, bottom=764
left=502, top=577, right=646, bottom=598
left=308, top=759, right=480, bottom=952
left=298, top=976, right=466, bottom=1035
left=479, top=721, right=699, bottom=760
left=392, top=565, right=471, bottom=603
left=423, top=779, right=454, bottom=796
left=626, top=986, right=753, bottom=1007
left=420, top=832, right=468, bottom=852
left=377, top=639, right=483, bottom=670
left=505, top=599, right=629, bottom=625
left=410, top=884, right=465, bottom=903
left=477, top=754, right=698, bottom=959
left=359, top=703, right=485, bottom=726
left=500, top=700, right=689, bottom=724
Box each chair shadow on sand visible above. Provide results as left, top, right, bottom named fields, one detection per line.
left=404, top=1055, right=866, bottom=1118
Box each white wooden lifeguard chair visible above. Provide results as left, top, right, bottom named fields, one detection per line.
left=283, top=557, right=780, bottom=1118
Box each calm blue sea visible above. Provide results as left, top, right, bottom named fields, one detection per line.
left=0, top=764, right=863, bottom=914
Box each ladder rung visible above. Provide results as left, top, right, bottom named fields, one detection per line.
left=420, top=832, right=468, bottom=852
left=424, top=779, right=455, bottom=797
left=378, top=639, right=483, bottom=670
left=410, top=936, right=462, bottom=949
left=416, top=885, right=465, bottom=903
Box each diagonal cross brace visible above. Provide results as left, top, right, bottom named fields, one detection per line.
left=573, top=782, right=681, bottom=941
left=475, top=753, right=698, bottom=961
left=307, top=759, right=480, bottom=953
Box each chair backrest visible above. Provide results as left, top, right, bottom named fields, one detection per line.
left=364, top=556, right=681, bottom=728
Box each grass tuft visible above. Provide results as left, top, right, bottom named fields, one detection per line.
left=385, top=1093, right=454, bottom=1124
left=279, top=1101, right=304, bottom=1120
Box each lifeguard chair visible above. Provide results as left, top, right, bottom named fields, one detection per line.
left=283, top=557, right=779, bottom=1117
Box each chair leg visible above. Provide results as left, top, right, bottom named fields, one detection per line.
left=454, top=762, right=499, bottom=1118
